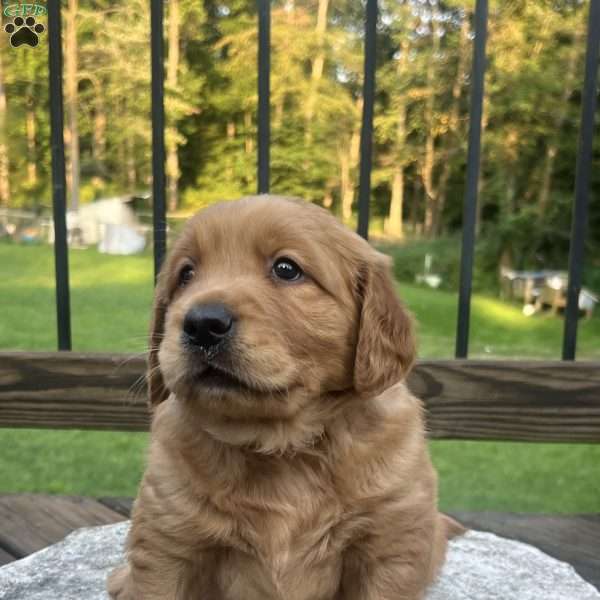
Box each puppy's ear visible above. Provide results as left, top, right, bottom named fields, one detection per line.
left=353, top=253, right=416, bottom=397
left=147, top=276, right=170, bottom=408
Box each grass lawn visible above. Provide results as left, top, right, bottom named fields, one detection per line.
left=1, top=242, right=599, bottom=512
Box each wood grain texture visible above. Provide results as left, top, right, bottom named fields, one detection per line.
left=0, top=545, right=17, bottom=566
left=1, top=352, right=599, bottom=442
left=449, top=511, right=600, bottom=589
left=97, top=496, right=134, bottom=518
left=413, top=360, right=600, bottom=442
left=0, top=494, right=127, bottom=560
left=0, top=352, right=149, bottom=432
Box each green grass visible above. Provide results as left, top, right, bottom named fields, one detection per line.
left=0, top=243, right=153, bottom=352
left=1, top=429, right=597, bottom=512
left=399, top=283, right=600, bottom=360
left=1, top=242, right=599, bottom=512
left=0, top=429, right=148, bottom=497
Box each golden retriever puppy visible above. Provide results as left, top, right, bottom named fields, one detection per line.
left=108, top=195, right=450, bottom=600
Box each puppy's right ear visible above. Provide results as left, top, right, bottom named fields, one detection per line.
left=147, top=275, right=170, bottom=408
left=353, top=252, right=416, bottom=397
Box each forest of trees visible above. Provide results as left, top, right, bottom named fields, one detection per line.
left=0, top=0, right=598, bottom=276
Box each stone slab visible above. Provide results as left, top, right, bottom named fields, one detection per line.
left=0, top=522, right=598, bottom=600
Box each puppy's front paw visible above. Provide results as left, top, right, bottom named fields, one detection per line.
left=107, top=564, right=136, bottom=600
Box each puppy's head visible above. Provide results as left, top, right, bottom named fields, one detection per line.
left=149, top=196, right=415, bottom=449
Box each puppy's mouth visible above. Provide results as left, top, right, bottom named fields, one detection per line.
left=191, top=362, right=260, bottom=393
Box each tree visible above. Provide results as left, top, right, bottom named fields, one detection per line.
left=64, top=0, right=80, bottom=210
left=0, top=0, right=595, bottom=269
left=0, top=36, right=10, bottom=207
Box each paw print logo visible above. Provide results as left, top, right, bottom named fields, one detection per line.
left=4, top=16, right=45, bottom=48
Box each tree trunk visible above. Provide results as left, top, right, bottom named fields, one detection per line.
left=538, top=145, right=557, bottom=214
left=537, top=41, right=580, bottom=215
left=433, top=16, right=470, bottom=236
left=244, top=111, right=253, bottom=155
left=433, top=165, right=449, bottom=237
left=386, top=166, right=405, bottom=238
left=422, top=140, right=435, bottom=235
left=118, top=129, right=127, bottom=187
left=475, top=93, right=489, bottom=234
left=226, top=121, right=235, bottom=181
left=65, top=0, right=79, bottom=210
left=410, top=177, right=421, bottom=235
left=0, top=47, right=10, bottom=206
left=384, top=32, right=411, bottom=239
left=274, top=99, right=284, bottom=129
left=166, top=0, right=180, bottom=212
left=126, top=134, right=136, bottom=189
left=421, top=15, right=440, bottom=236
left=340, top=151, right=351, bottom=221
left=304, top=0, right=329, bottom=145
left=340, top=126, right=360, bottom=222
left=93, top=94, right=107, bottom=165
left=26, top=93, right=37, bottom=187
left=92, top=96, right=107, bottom=190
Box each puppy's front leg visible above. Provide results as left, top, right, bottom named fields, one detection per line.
left=108, top=548, right=219, bottom=600
left=336, top=514, right=446, bottom=600
left=107, top=520, right=219, bottom=600
left=106, top=564, right=135, bottom=600
left=107, top=550, right=192, bottom=600
left=336, top=554, right=428, bottom=600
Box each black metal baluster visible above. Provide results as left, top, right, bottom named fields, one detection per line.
left=257, top=0, right=271, bottom=194
left=48, top=0, right=71, bottom=351
left=151, top=0, right=167, bottom=280
left=562, top=0, right=600, bottom=360
left=455, top=0, right=488, bottom=358
left=356, top=0, right=377, bottom=240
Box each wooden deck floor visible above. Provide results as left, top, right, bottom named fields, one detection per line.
left=0, top=494, right=598, bottom=590
left=0, top=494, right=128, bottom=562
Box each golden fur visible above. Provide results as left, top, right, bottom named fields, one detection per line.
left=108, top=195, right=455, bottom=600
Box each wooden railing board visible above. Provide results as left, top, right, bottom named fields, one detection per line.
left=1, top=352, right=599, bottom=442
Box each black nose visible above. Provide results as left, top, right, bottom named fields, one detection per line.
left=183, top=303, right=235, bottom=352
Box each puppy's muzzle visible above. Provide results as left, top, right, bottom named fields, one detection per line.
left=182, top=303, right=235, bottom=359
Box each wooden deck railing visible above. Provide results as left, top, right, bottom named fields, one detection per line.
left=2, top=353, right=599, bottom=443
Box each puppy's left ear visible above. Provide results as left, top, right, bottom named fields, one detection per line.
left=353, top=253, right=416, bottom=397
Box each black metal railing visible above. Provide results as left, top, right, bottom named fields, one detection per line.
left=47, top=0, right=70, bottom=351
left=150, top=0, right=167, bottom=281
left=46, top=0, right=600, bottom=359
left=455, top=0, right=487, bottom=359
left=563, top=0, right=600, bottom=360
left=356, top=0, right=377, bottom=240
left=257, top=0, right=271, bottom=195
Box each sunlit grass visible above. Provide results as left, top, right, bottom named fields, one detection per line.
left=473, top=296, right=527, bottom=325
left=399, top=283, right=600, bottom=360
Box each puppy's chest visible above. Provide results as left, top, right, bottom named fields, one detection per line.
left=215, top=484, right=345, bottom=560
left=202, top=473, right=351, bottom=599
left=215, top=497, right=346, bottom=600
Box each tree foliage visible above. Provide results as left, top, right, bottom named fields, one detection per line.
left=1, top=0, right=598, bottom=273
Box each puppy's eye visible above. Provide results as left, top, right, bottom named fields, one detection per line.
left=272, top=257, right=303, bottom=282
left=178, top=264, right=196, bottom=287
